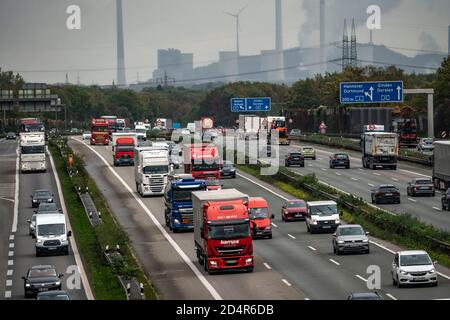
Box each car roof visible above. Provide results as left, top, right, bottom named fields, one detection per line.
left=307, top=201, right=337, bottom=206
left=30, top=265, right=55, bottom=270
left=287, top=199, right=305, bottom=202
left=37, top=290, right=69, bottom=296
left=338, top=224, right=362, bottom=228
left=34, top=189, right=50, bottom=193
left=398, top=250, right=428, bottom=256
left=350, top=292, right=382, bottom=298
left=35, top=213, right=66, bottom=224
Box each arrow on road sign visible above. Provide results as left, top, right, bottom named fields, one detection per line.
left=397, top=86, right=402, bottom=100
left=364, top=87, right=374, bottom=101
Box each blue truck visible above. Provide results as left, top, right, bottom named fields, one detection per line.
left=164, top=174, right=207, bottom=232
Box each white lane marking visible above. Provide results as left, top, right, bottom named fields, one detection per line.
left=351, top=178, right=358, bottom=181
left=433, top=207, right=442, bottom=211
left=271, top=222, right=278, bottom=228
left=9, top=243, right=14, bottom=248
left=355, top=274, right=368, bottom=282
left=281, top=279, right=292, bottom=286
left=288, top=234, right=296, bottom=239
left=391, top=178, right=399, bottom=181
left=6, top=280, right=12, bottom=287
left=373, top=173, right=381, bottom=176
left=0, top=197, right=14, bottom=203
left=308, top=164, right=313, bottom=167
left=335, top=172, right=342, bottom=176
left=73, top=138, right=223, bottom=300
left=7, top=260, right=13, bottom=266
left=304, top=297, right=310, bottom=300
left=368, top=183, right=375, bottom=187
left=236, top=172, right=289, bottom=201
left=263, top=263, right=272, bottom=270
left=48, top=151, right=94, bottom=300
left=321, top=168, right=327, bottom=171
left=369, top=240, right=396, bottom=254
left=4, top=291, right=11, bottom=298
left=11, top=146, right=19, bottom=233
left=308, top=246, right=316, bottom=251
left=9, top=235, right=14, bottom=240
left=8, top=251, right=13, bottom=257
left=386, top=293, right=398, bottom=300
left=329, top=259, right=340, bottom=266
left=399, top=169, right=431, bottom=178
left=7, top=270, right=13, bottom=276
left=408, top=198, right=417, bottom=203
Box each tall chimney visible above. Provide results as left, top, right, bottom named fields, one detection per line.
left=320, top=0, right=325, bottom=73
left=275, top=0, right=283, bottom=51
left=116, top=0, right=127, bottom=86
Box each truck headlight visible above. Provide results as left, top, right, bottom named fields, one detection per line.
left=428, top=269, right=436, bottom=274
left=337, top=240, right=344, bottom=244
left=335, top=219, right=340, bottom=224
left=55, top=281, right=61, bottom=286
left=245, top=258, right=253, bottom=264
left=25, top=283, right=31, bottom=287
left=362, top=239, right=369, bottom=243
left=32, top=199, right=37, bottom=202
left=209, top=260, right=217, bottom=266
left=47, top=198, right=53, bottom=202
left=400, top=270, right=408, bottom=275
left=173, top=219, right=180, bottom=224
left=311, top=219, right=318, bottom=225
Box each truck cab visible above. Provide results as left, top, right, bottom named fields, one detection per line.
left=164, top=174, right=207, bottom=232
left=19, top=132, right=46, bottom=173
left=134, top=147, right=170, bottom=196
left=134, top=124, right=147, bottom=141
left=248, top=197, right=273, bottom=239
left=183, top=143, right=220, bottom=180
left=112, top=132, right=137, bottom=166
left=90, top=118, right=110, bottom=145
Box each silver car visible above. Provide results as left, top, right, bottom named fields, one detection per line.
left=332, top=224, right=370, bottom=255
left=391, top=250, right=438, bottom=288
left=28, top=214, right=37, bottom=237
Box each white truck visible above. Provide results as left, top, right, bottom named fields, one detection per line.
left=135, top=124, right=147, bottom=141
left=361, top=132, right=399, bottom=170
left=35, top=213, right=72, bottom=256
left=134, top=146, right=170, bottom=196
left=239, top=115, right=261, bottom=140
left=19, top=132, right=46, bottom=173
left=433, top=141, right=450, bottom=190
left=187, top=122, right=196, bottom=134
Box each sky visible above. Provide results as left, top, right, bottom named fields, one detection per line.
left=0, top=0, right=449, bottom=85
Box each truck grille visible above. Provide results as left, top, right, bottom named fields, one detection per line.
left=343, top=240, right=364, bottom=243
left=180, top=213, right=193, bottom=224
left=216, top=246, right=245, bottom=255
left=196, top=173, right=217, bottom=179
left=410, top=272, right=427, bottom=277
left=318, top=220, right=334, bottom=226
left=43, top=240, right=61, bottom=247
left=149, top=177, right=164, bottom=193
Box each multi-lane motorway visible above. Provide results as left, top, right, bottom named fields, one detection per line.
left=0, top=139, right=88, bottom=300
left=69, top=136, right=450, bottom=300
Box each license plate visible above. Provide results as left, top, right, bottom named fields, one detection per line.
left=295, top=214, right=302, bottom=217
left=48, top=247, right=56, bottom=250
left=39, top=288, right=48, bottom=292
left=322, top=226, right=331, bottom=229
left=420, top=187, right=428, bottom=190
left=415, top=277, right=425, bottom=281
left=227, top=260, right=237, bottom=264
left=385, top=193, right=392, bottom=196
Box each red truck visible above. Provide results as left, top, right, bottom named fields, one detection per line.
left=112, top=132, right=137, bottom=166
left=248, top=197, right=273, bottom=239
left=90, top=118, right=110, bottom=145
left=192, top=189, right=254, bottom=274
left=183, top=143, right=220, bottom=180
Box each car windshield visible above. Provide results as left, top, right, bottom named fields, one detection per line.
left=415, top=179, right=432, bottom=185
left=173, top=187, right=205, bottom=202
left=208, top=222, right=249, bottom=240
left=83, top=131, right=90, bottom=135
left=379, top=187, right=398, bottom=192
left=143, top=165, right=168, bottom=174
left=400, top=254, right=432, bottom=266
left=37, top=223, right=65, bottom=236
left=38, top=204, right=58, bottom=212
left=223, top=161, right=234, bottom=168
left=423, top=139, right=433, bottom=144
left=37, top=294, right=69, bottom=300
left=29, top=269, right=57, bottom=278
left=135, top=128, right=146, bottom=133
left=339, top=227, right=364, bottom=236
left=310, top=204, right=337, bottom=216
left=21, top=145, right=45, bottom=154
left=287, top=201, right=306, bottom=208
left=92, top=126, right=107, bottom=132
left=303, top=148, right=313, bottom=152
left=335, top=154, right=348, bottom=159
left=34, top=191, right=50, bottom=197
left=249, top=207, right=269, bottom=219
left=289, top=153, right=301, bottom=157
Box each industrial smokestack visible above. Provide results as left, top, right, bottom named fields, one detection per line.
left=320, top=0, right=325, bottom=73
left=275, top=0, right=283, bottom=51
left=116, top=0, right=126, bottom=86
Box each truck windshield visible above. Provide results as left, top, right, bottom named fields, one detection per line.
left=116, top=145, right=134, bottom=152
left=309, top=205, right=337, bottom=216
left=208, top=222, right=250, bottom=240
left=143, top=165, right=168, bottom=174
left=173, top=188, right=205, bottom=202
left=192, top=163, right=220, bottom=171
left=38, top=223, right=65, bottom=236
left=21, top=145, right=45, bottom=154
left=92, top=126, right=107, bottom=132
left=23, top=124, right=44, bottom=132
left=249, top=208, right=269, bottom=219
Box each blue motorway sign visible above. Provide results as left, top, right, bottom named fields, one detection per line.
left=340, top=81, right=403, bottom=104
left=231, top=97, right=271, bottom=112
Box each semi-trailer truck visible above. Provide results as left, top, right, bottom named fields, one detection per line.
left=192, top=189, right=254, bottom=274
left=361, top=132, right=399, bottom=170
left=183, top=143, right=220, bottom=180
left=433, top=141, right=450, bottom=190
left=164, top=174, right=207, bottom=232
left=90, top=118, right=110, bottom=145
left=134, top=147, right=170, bottom=196
left=19, top=132, right=46, bottom=173
left=112, top=132, right=137, bottom=166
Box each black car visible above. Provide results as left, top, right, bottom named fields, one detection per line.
left=442, top=188, right=450, bottom=211
left=22, top=265, right=63, bottom=298
left=6, top=132, right=16, bottom=140
left=329, top=153, right=350, bottom=169
left=220, top=161, right=236, bottom=178
left=406, top=178, right=435, bottom=197
left=31, top=189, right=54, bottom=208
left=371, top=185, right=400, bottom=204
left=285, top=152, right=304, bottom=167
left=347, top=292, right=384, bottom=300
left=36, top=290, right=71, bottom=300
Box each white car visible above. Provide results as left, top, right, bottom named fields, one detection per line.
left=391, top=250, right=438, bottom=288
left=82, top=131, right=91, bottom=140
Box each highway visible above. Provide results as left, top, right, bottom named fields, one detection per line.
left=276, top=140, right=449, bottom=231
left=0, top=139, right=88, bottom=300
left=70, top=136, right=450, bottom=300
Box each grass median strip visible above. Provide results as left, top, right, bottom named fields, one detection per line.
left=49, top=138, right=157, bottom=300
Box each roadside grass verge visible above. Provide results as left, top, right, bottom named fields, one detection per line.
left=237, top=162, right=450, bottom=268
left=49, top=138, right=158, bottom=300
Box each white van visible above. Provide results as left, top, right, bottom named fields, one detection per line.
left=35, top=214, right=72, bottom=256
left=305, top=201, right=341, bottom=234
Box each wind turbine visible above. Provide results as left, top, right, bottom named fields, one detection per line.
left=224, top=5, right=247, bottom=56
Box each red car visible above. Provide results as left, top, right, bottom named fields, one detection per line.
left=281, top=199, right=307, bottom=221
